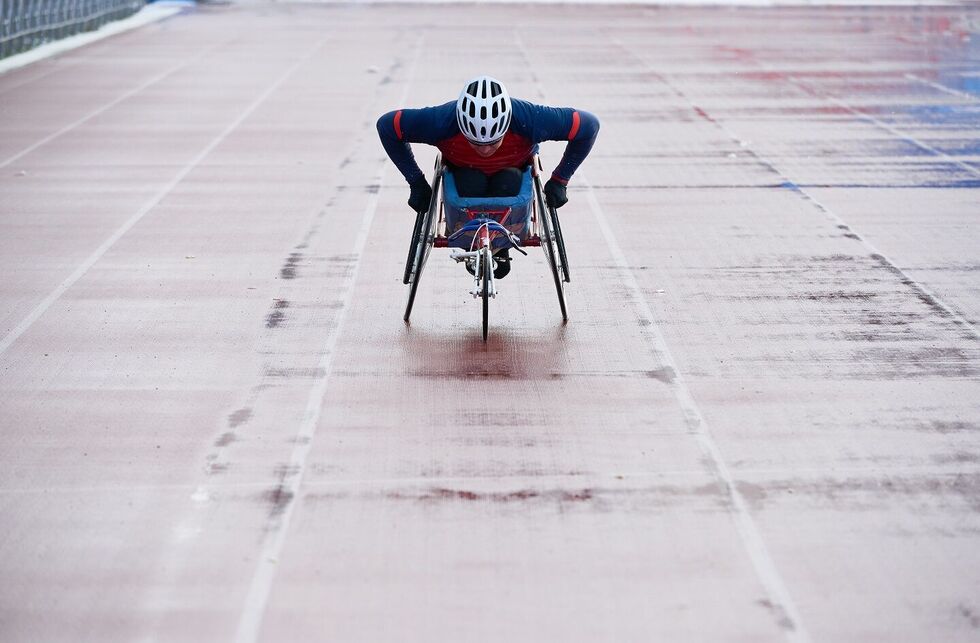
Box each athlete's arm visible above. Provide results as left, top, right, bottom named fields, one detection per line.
left=376, top=102, right=457, bottom=185
left=516, top=101, right=600, bottom=185
left=514, top=100, right=600, bottom=207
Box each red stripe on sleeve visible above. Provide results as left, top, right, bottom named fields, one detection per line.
left=394, top=110, right=404, bottom=140
left=567, top=111, right=581, bottom=140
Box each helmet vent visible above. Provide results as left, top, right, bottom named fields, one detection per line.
left=456, top=75, right=512, bottom=144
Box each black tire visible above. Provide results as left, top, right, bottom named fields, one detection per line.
left=403, top=203, right=434, bottom=322
left=534, top=174, right=568, bottom=322
left=482, top=250, right=491, bottom=341
left=404, top=165, right=443, bottom=322
left=403, top=210, right=424, bottom=285
left=404, top=263, right=422, bottom=322
left=550, top=205, right=570, bottom=283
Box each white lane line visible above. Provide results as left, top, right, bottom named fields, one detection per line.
left=515, top=32, right=807, bottom=637
left=1, top=38, right=227, bottom=169
left=233, top=36, right=425, bottom=643
left=0, top=38, right=327, bottom=360
left=682, top=103, right=979, bottom=339
left=233, top=166, right=386, bottom=643
left=0, top=60, right=76, bottom=97
left=717, top=55, right=980, bottom=178
left=584, top=178, right=811, bottom=642
left=692, top=94, right=980, bottom=339
left=519, top=31, right=808, bottom=636
left=233, top=142, right=388, bottom=643
left=776, top=187, right=980, bottom=340
left=905, top=73, right=980, bottom=103
left=807, top=87, right=980, bottom=178
left=613, top=39, right=979, bottom=339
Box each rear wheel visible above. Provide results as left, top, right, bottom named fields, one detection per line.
left=404, top=163, right=443, bottom=322
left=535, top=175, right=568, bottom=322
left=403, top=204, right=434, bottom=322
left=403, top=210, right=424, bottom=285
left=550, top=205, right=570, bottom=283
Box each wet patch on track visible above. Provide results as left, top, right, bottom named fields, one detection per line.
left=647, top=367, right=676, bottom=383
left=756, top=599, right=797, bottom=632
left=263, top=367, right=328, bottom=379
left=868, top=253, right=966, bottom=323
left=265, top=299, right=289, bottom=329
left=273, top=463, right=301, bottom=478
left=279, top=252, right=303, bottom=280
left=911, top=420, right=978, bottom=434
left=457, top=411, right=550, bottom=427
left=215, top=432, right=237, bottom=447
left=736, top=474, right=980, bottom=513
left=290, top=482, right=738, bottom=512
left=956, top=604, right=980, bottom=630
left=700, top=250, right=979, bottom=378
left=931, top=452, right=980, bottom=465
left=261, top=485, right=295, bottom=520
left=385, top=486, right=604, bottom=510
left=228, top=407, right=252, bottom=428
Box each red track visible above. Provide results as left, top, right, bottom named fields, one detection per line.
left=1, top=3, right=978, bottom=641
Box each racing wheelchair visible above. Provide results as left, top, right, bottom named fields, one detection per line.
left=402, top=154, right=570, bottom=340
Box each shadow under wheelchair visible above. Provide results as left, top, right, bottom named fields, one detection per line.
left=400, top=324, right=569, bottom=381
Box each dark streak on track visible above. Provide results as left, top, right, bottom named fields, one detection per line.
left=265, top=300, right=289, bottom=329
left=279, top=253, right=302, bottom=280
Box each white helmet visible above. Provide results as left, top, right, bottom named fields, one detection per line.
left=456, top=75, right=512, bottom=144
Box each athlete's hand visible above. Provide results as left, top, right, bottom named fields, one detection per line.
left=544, top=178, right=568, bottom=209
left=408, top=178, right=432, bottom=213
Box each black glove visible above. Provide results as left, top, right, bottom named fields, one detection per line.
left=408, top=177, right=432, bottom=213
left=544, top=178, right=568, bottom=209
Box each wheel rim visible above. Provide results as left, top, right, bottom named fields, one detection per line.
left=482, top=250, right=491, bottom=341
left=536, top=177, right=567, bottom=322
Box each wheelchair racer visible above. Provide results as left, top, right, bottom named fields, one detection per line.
left=377, top=75, right=599, bottom=279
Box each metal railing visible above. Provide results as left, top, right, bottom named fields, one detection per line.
left=1, top=0, right=146, bottom=59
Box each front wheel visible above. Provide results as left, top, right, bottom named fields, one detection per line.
left=481, top=249, right=491, bottom=341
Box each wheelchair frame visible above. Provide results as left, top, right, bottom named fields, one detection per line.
left=402, top=154, right=570, bottom=340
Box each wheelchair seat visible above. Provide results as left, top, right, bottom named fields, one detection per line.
left=442, top=167, right=534, bottom=250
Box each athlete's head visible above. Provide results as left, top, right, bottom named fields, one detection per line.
left=456, top=75, right=512, bottom=154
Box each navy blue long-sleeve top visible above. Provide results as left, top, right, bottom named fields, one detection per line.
left=377, top=99, right=599, bottom=186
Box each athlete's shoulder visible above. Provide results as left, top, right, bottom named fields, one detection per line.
left=509, top=98, right=539, bottom=122
left=392, top=100, right=458, bottom=143
left=418, top=100, right=457, bottom=121
left=508, top=99, right=586, bottom=142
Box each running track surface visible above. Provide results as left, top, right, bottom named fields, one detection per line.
left=1, top=3, right=978, bottom=641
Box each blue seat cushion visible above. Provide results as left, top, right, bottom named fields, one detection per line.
left=443, top=168, right=534, bottom=250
